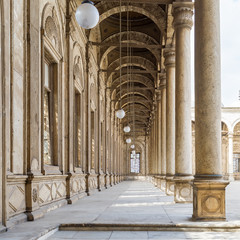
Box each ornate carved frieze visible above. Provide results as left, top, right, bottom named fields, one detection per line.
left=173, top=3, right=194, bottom=30
left=43, top=5, right=62, bottom=55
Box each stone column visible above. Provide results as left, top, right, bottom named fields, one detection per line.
left=156, top=91, right=162, bottom=188
left=160, top=74, right=166, bottom=191
left=152, top=117, right=157, bottom=186
left=193, top=0, right=229, bottom=221
left=173, top=2, right=193, bottom=203
left=228, top=133, right=234, bottom=181
left=164, top=48, right=175, bottom=196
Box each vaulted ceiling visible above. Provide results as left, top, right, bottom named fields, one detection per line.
left=87, top=0, right=173, bottom=136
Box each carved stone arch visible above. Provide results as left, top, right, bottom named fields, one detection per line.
left=122, top=120, right=148, bottom=130
left=108, top=56, right=156, bottom=73
left=233, top=120, right=240, bottom=133
left=100, top=31, right=161, bottom=67
left=41, top=3, right=63, bottom=56
left=95, top=3, right=166, bottom=35
left=115, top=89, right=152, bottom=104
left=101, top=42, right=160, bottom=68
left=124, top=103, right=150, bottom=114
left=133, top=140, right=146, bottom=174
left=73, top=42, right=85, bottom=92
left=107, top=56, right=156, bottom=83
left=117, top=97, right=151, bottom=110
left=112, top=74, right=154, bottom=87
left=111, top=74, right=154, bottom=97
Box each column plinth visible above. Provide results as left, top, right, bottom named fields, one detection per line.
left=192, top=180, right=229, bottom=221
left=166, top=175, right=175, bottom=196
left=193, top=0, right=229, bottom=221
left=174, top=175, right=193, bottom=203
left=173, top=2, right=193, bottom=203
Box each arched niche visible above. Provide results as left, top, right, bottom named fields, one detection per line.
left=221, top=122, right=229, bottom=178
left=233, top=122, right=240, bottom=177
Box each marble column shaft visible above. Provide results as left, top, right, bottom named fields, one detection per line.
left=155, top=92, right=162, bottom=188
left=160, top=75, right=166, bottom=191
left=164, top=48, right=175, bottom=195
left=195, top=0, right=221, bottom=179
left=173, top=2, right=193, bottom=203
left=157, top=92, right=162, bottom=176
left=193, top=0, right=229, bottom=220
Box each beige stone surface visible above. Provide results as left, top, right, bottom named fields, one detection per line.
left=1, top=181, right=240, bottom=240
left=161, top=76, right=167, bottom=176
left=0, top=0, right=237, bottom=228
left=164, top=48, right=175, bottom=195
left=194, top=0, right=222, bottom=177
left=173, top=3, right=193, bottom=178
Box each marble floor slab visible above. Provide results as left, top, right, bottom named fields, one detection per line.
left=0, top=180, right=240, bottom=240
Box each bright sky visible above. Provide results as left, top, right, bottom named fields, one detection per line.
left=191, top=0, right=240, bottom=107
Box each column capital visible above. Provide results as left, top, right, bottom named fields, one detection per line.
left=155, top=90, right=161, bottom=102
left=172, top=2, right=194, bottom=30
left=160, top=73, right=166, bottom=87
left=164, top=48, right=175, bottom=68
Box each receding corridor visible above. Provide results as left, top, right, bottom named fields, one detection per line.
left=1, top=180, right=240, bottom=240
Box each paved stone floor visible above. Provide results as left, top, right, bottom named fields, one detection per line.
left=47, top=230, right=240, bottom=240
left=1, top=180, right=240, bottom=240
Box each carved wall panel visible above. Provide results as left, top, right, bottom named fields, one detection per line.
left=70, top=174, right=86, bottom=195
left=7, top=177, right=27, bottom=217
left=39, top=179, right=66, bottom=206
left=88, top=175, right=98, bottom=191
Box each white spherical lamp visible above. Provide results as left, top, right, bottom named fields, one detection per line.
left=131, top=144, right=135, bottom=149
left=75, top=0, right=99, bottom=29
left=116, top=109, right=125, bottom=119
left=123, top=126, right=131, bottom=133
left=126, top=138, right=131, bottom=144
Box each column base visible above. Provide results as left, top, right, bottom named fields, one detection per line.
left=157, top=177, right=161, bottom=189
left=192, top=180, right=229, bottom=221
left=166, top=176, right=175, bottom=196
left=174, top=176, right=193, bottom=203
left=153, top=176, right=158, bottom=187
left=160, top=175, right=166, bottom=191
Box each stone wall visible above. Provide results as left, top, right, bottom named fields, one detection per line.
left=0, top=0, right=125, bottom=226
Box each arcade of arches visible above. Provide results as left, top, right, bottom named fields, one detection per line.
left=0, top=0, right=240, bottom=230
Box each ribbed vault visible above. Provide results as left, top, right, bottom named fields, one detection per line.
left=88, top=0, right=168, bottom=137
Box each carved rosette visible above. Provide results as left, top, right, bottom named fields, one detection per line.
left=166, top=177, right=175, bottom=196
left=173, top=3, right=193, bottom=30
left=164, top=48, right=175, bottom=68
left=174, top=180, right=193, bottom=203
left=32, top=188, right=38, bottom=203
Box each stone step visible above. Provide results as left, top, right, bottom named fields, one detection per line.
left=59, top=223, right=240, bottom=232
